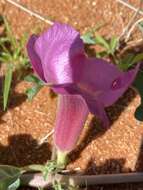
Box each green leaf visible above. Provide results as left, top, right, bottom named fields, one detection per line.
left=130, top=53, right=143, bottom=66
left=0, top=37, right=10, bottom=43
left=119, top=53, right=135, bottom=70
left=19, top=32, right=28, bottom=50
left=26, top=85, right=43, bottom=100
left=135, top=105, right=143, bottom=121
left=43, top=161, right=57, bottom=180
left=3, top=17, right=17, bottom=50
left=25, top=75, right=44, bottom=100
left=0, top=40, right=11, bottom=55
left=0, top=57, right=10, bottom=63
left=3, top=64, right=13, bottom=110
left=53, top=180, right=64, bottom=190
left=1, top=52, right=12, bottom=62
left=24, top=74, right=44, bottom=85
left=133, top=71, right=143, bottom=121
left=120, top=53, right=143, bottom=71
left=138, top=21, right=143, bottom=33
left=81, top=32, right=96, bottom=44
left=109, top=36, right=119, bottom=54
left=0, top=165, right=21, bottom=190
left=0, top=42, right=9, bottom=53
left=133, top=71, right=143, bottom=94
left=96, top=51, right=108, bottom=58
left=8, top=178, right=20, bottom=190
left=95, top=34, right=110, bottom=50
left=22, top=164, right=44, bottom=172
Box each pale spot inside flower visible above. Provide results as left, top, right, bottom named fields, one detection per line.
left=111, top=78, right=122, bottom=90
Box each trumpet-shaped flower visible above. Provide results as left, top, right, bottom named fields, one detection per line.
left=27, top=23, right=139, bottom=156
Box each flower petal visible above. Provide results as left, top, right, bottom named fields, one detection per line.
left=79, top=58, right=122, bottom=94
left=34, top=23, right=85, bottom=85
left=26, top=35, right=46, bottom=82
left=54, top=95, right=89, bottom=152
left=86, top=99, right=110, bottom=128
left=97, top=63, right=140, bottom=107
left=79, top=58, right=139, bottom=106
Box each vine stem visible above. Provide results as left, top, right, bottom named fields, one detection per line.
left=21, top=172, right=143, bottom=188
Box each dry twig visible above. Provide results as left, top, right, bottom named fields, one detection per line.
left=119, top=38, right=143, bottom=55
left=126, top=17, right=143, bottom=41
left=118, top=0, right=143, bottom=42
left=116, top=0, right=143, bottom=15
left=5, top=0, right=54, bottom=25
left=39, top=129, right=54, bottom=145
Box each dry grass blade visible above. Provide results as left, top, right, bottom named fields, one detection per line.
left=118, top=0, right=143, bottom=42
left=5, top=0, right=54, bottom=25
left=116, top=0, right=143, bottom=15
left=126, top=17, right=143, bottom=41
left=39, top=129, right=54, bottom=145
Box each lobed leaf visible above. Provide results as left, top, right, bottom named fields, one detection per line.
left=24, top=74, right=44, bottom=85
left=25, top=74, right=44, bottom=100
left=26, top=85, right=43, bottom=101
left=109, top=36, right=119, bottom=54
left=95, top=34, right=110, bottom=50
left=81, top=32, right=96, bottom=44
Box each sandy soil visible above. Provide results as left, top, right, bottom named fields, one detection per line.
left=0, top=0, right=143, bottom=189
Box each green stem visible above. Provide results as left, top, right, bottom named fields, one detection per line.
left=57, top=150, right=68, bottom=169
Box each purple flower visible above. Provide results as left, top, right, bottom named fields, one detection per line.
left=27, top=23, right=139, bottom=153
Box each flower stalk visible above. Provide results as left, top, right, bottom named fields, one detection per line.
left=56, top=150, right=68, bottom=169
